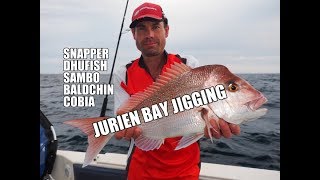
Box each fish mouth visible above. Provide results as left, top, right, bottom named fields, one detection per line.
left=246, top=95, right=268, bottom=111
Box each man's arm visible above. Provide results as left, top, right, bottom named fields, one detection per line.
left=113, top=65, right=142, bottom=140
left=113, top=65, right=130, bottom=114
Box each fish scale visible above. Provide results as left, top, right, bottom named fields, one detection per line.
left=141, top=108, right=205, bottom=139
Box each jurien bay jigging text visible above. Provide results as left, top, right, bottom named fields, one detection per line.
left=93, top=85, right=227, bottom=138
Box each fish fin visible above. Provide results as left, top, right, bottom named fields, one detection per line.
left=175, top=133, right=204, bottom=150
left=201, top=107, right=220, bottom=143
left=127, top=138, right=135, bottom=161
left=64, top=117, right=114, bottom=167
left=116, top=61, right=191, bottom=115
left=134, top=135, right=164, bottom=151
left=163, top=61, right=192, bottom=75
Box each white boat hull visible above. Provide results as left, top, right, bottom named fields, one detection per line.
left=51, top=150, right=280, bottom=180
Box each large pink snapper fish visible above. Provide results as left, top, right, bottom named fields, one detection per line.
left=64, top=62, right=267, bottom=167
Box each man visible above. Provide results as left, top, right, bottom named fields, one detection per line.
left=113, top=2, right=240, bottom=180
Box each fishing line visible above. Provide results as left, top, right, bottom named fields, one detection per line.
left=100, top=0, right=130, bottom=117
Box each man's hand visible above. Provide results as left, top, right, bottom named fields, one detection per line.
left=114, top=126, right=142, bottom=140
left=204, top=118, right=240, bottom=139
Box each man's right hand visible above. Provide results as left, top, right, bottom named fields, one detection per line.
left=114, top=126, right=142, bottom=140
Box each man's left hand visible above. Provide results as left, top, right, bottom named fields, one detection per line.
left=204, top=118, right=240, bottom=139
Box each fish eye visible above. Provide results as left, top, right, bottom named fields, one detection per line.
left=228, top=83, right=238, bottom=92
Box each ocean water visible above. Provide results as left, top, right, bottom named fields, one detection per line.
left=40, top=73, right=280, bottom=171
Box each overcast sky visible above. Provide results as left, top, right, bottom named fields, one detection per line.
left=40, top=0, right=280, bottom=74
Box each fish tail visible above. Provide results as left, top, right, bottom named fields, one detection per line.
left=64, top=117, right=114, bottom=167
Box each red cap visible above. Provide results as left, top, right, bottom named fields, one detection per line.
left=129, top=2, right=164, bottom=28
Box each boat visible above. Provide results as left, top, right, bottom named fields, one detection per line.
left=50, top=149, right=280, bottom=180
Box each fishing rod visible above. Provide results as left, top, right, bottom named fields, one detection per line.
left=100, top=0, right=130, bottom=117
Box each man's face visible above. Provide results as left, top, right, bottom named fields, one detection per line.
left=132, top=20, right=169, bottom=57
